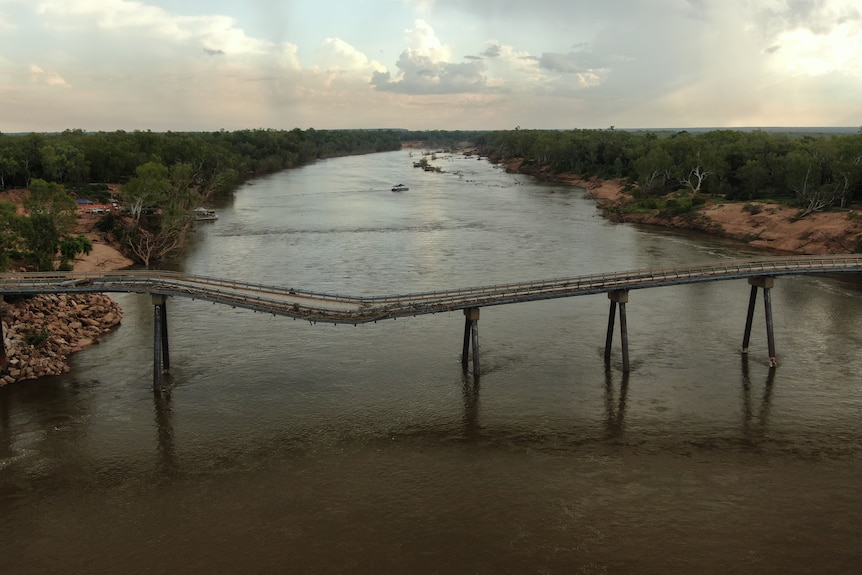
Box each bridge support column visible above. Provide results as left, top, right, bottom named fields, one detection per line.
left=152, top=294, right=170, bottom=392
left=742, top=277, right=777, bottom=367
left=604, top=290, right=630, bottom=373
left=461, top=307, right=480, bottom=379
left=0, top=296, right=7, bottom=372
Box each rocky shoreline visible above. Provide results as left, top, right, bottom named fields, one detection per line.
left=1, top=293, right=123, bottom=386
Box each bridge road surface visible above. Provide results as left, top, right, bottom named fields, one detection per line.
left=2, top=255, right=861, bottom=324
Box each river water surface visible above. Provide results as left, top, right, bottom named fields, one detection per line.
left=2, top=150, right=861, bottom=574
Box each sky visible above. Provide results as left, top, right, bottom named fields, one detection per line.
left=1, top=0, right=860, bottom=132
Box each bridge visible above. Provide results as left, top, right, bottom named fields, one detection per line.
left=2, top=254, right=861, bottom=389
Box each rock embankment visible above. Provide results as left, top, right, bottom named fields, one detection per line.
left=1, top=293, right=122, bottom=385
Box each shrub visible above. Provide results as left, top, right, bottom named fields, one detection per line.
left=24, top=323, right=51, bottom=348
left=95, top=213, right=118, bottom=233
left=661, top=197, right=694, bottom=217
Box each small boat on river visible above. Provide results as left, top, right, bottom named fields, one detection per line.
left=194, top=207, right=218, bottom=221
left=391, top=184, right=409, bottom=192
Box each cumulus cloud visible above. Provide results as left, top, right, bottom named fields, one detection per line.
left=373, top=55, right=486, bottom=94
left=372, top=19, right=489, bottom=94
left=35, top=0, right=271, bottom=56
left=314, top=37, right=386, bottom=74
left=2, top=0, right=859, bottom=131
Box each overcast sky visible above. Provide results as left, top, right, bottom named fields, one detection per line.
left=1, top=0, right=860, bottom=132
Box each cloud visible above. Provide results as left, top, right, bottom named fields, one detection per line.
left=758, top=0, right=861, bottom=35
left=538, top=54, right=606, bottom=89
left=539, top=52, right=595, bottom=74
left=372, top=19, right=488, bottom=94
left=35, top=0, right=270, bottom=56
left=750, top=1, right=862, bottom=77
left=2, top=0, right=860, bottom=131
left=29, top=64, right=71, bottom=88
left=481, top=44, right=501, bottom=58
left=314, top=37, right=386, bottom=74
left=372, top=55, right=486, bottom=94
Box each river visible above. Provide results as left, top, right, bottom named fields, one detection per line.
left=2, top=150, right=861, bottom=574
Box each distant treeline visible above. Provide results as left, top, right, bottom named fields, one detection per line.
left=0, top=128, right=404, bottom=195
left=470, top=128, right=862, bottom=214
left=3, top=127, right=860, bottom=211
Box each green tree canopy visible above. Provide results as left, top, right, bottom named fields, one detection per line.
left=0, top=200, right=22, bottom=271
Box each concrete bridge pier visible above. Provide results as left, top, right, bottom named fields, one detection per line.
left=741, top=277, right=777, bottom=367
left=604, top=290, right=631, bottom=373
left=152, top=294, right=171, bottom=392
left=461, top=307, right=480, bottom=379
left=0, top=296, right=7, bottom=372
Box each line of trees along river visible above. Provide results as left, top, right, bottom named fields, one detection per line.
left=473, top=128, right=862, bottom=217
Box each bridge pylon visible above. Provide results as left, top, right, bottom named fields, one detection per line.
left=742, top=277, right=777, bottom=367
left=151, top=294, right=171, bottom=391
left=0, top=296, right=8, bottom=372
left=604, top=290, right=631, bottom=372
left=461, top=307, right=480, bottom=379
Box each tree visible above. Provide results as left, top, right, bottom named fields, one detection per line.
left=20, top=179, right=77, bottom=270
left=58, top=235, right=93, bottom=271
left=120, top=161, right=197, bottom=267
left=784, top=149, right=842, bottom=218
left=0, top=153, right=19, bottom=189
left=735, top=159, right=772, bottom=200
left=0, top=200, right=22, bottom=271
left=122, top=218, right=190, bottom=268
left=122, top=161, right=171, bottom=221
left=634, top=145, right=673, bottom=193
left=41, top=143, right=89, bottom=184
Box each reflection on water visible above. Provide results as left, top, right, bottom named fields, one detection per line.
left=741, top=359, right=775, bottom=443
left=604, top=369, right=628, bottom=439
left=1, top=150, right=861, bottom=573
left=153, top=391, right=178, bottom=480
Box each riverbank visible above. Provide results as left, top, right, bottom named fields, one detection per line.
left=1, top=293, right=123, bottom=385
left=2, top=265, right=126, bottom=384
left=72, top=210, right=136, bottom=272
left=499, top=158, right=862, bottom=255
left=1, top=193, right=131, bottom=385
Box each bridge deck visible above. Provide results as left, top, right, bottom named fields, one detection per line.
left=2, top=255, right=861, bottom=324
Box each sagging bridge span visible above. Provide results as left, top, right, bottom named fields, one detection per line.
left=2, top=255, right=861, bottom=389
